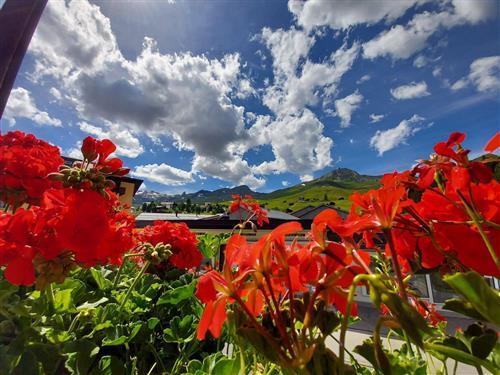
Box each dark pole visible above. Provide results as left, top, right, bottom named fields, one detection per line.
left=0, top=0, right=47, bottom=123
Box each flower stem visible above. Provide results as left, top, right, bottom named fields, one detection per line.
left=263, top=273, right=295, bottom=357
left=67, top=313, right=80, bottom=334
left=113, top=253, right=144, bottom=288
left=457, top=191, right=500, bottom=271
left=45, top=283, right=55, bottom=312
left=118, top=260, right=150, bottom=313
left=383, top=229, right=408, bottom=301
left=233, top=294, right=291, bottom=363
left=339, top=274, right=372, bottom=375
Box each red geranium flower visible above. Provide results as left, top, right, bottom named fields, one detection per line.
left=80, top=136, right=129, bottom=176
left=0, top=208, right=38, bottom=285
left=229, top=194, right=269, bottom=227
left=137, top=221, right=202, bottom=270
left=0, top=131, right=63, bottom=206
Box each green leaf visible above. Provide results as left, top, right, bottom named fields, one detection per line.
left=444, top=272, right=500, bottom=326
left=442, top=298, right=486, bottom=321
left=471, top=333, right=497, bottom=360
left=354, top=339, right=378, bottom=368
left=380, top=291, right=431, bottom=347
left=163, top=315, right=196, bottom=343
left=212, top=358, right=241, bottom=374
left=316, top=309, right=341, bottom=336
left=186, top=359, right=203, bottom=373
left=92, top=355, right=125, bottom=375
left=236, top=327, right=280, bottom=363
left=157, top=279, right=196, bottom=305
left=43, top=327, right=72, bottom=344
left=147, top=317, right=160, bottom=331
left=90, top=268, right=112, bottom=290
left=102, top=334, right=127, bottom=346
left=77, top=297, right=109, bottom=310
left=128, top=321, right=143, bottom=342
left=29, top=343, right=64, bottom=374
left=64, top=339, right=100, bottom=374
left=53, top=289, right=75, bottom=313
left=93, top=321, right=112, bottom=332
left=12, top=351, right=39, bottom=375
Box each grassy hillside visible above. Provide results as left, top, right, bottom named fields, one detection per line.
left=135, top=167, right=381, bottom=212
left=259, top=176, right=380, bottom=212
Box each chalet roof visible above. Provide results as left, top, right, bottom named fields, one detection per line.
left=291, top=204, right=348, bottom=220
left=226, top=206, right=299, bottom=221
left=136, top=213, right=214, bottom=221
left=135, top=207, right=302, bottom=229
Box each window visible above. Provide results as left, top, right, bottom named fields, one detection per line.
left=408, top=274, right=429, bottom=298
left=429, top=273, right=456, bottom=303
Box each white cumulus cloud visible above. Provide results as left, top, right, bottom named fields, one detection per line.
left=28, top=0, right=263, bottom=187
left=133, top=163, right=194, bottom=186
left=251, top=110, right=332, bottom=180
left=363, top=0, right=498, bottom=60
left=333, top=91, right=363, bottom=127
left=369, top=114, right=385, bottom=123
left=451, top=56, right=500, bottom=92
left=370, top=114, right=425, bottom=155
left=288, top=0, right=426, bottom=31
left=390, top=81, right=430, bottom=100
left=4, top=87, right=62, bottom=127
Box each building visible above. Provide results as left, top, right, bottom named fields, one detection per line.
left=292, top=204, right=348, bottom=220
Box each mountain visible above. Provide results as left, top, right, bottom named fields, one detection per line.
left=134, top=184, right=262, bottom=205
left=258, top=168, right=380, bottom=212
left=133, top=168, right=380, bottom=211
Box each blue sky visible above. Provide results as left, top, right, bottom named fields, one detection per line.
left=2, top=0, right=499, bottom=193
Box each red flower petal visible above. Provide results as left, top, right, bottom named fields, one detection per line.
left=484, top=132, right=500, bottom=153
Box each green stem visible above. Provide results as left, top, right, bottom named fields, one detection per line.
left=458, top=191, right=500, bottom=270
left=113, top=260, right=128, bottom=288
left=149, top=342, right=167, bottom=374
left=146, top=362, right=157, bottom=375
left=383, top=229, right=409, bottom=301
left=403, top=331, right=415, bottom=357
left=424, top=343, right=496, bottom=374
left=301, top=285, right=322, bottom=343
left=263, top=273, right=295, bottom=357
left=113, top=253, right=143, bottom=288
left=339, top=274, right=373, bottom=375
left=45, top=283, right=55, bottom=312
left=330, top=334, right=360, bottom=368
left=233, top=294, right=291, bottom=363
left=67, top=313, right=80, bottom=334
left=118, top=261, right=150, bottom=313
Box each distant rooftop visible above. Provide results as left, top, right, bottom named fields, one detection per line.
left=136, top=213, right=214, bottom=222
left=227, top=206, right=299, bottom=221
left=291, top=204, right=347, bottom=220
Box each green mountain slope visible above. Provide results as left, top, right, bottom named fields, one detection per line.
left=259, top=168, right=380, bottom=212
left=133, top=167, right=381, bottom=211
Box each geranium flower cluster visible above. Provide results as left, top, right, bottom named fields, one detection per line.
left=135, top=221, right=202, bottom=270
left=0, top=131, right=63, bottom=207
left=229, top=194, right=269, bottom=227
left=195, top=131, right=499, bottom=370
left=385, top=132, right=500, bottom=278
left=196, top=217, right=371, bottom=365
left=0, top=131, right=136, bottom=288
